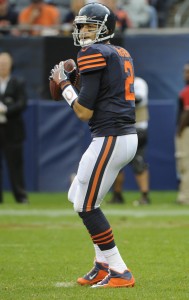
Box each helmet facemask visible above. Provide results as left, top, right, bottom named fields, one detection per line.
left=72, top=14, right=114, bottom=47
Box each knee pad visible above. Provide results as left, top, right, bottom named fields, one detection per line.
left=131, top=154, right=148, bottom=174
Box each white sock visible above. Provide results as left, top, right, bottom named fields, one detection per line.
left=102, top=246, right=127, bottom=273
left=94, top=244, right=108, bottom=264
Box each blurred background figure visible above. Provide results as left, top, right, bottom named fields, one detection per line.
left=0, top=0, right=19, bottom=35
left=18, top=0, right=60, bottom=36
left=63, top=0, right=86, bottom=34
left=122, top=0, right=158, bottom=28
left=99, top=0, right=133, bottom=31
left=146, top=0, right=158, bottom=28
left=175, top=62, right=189, bottom=205
left=0, top=52, right=28, bottom=204
left=149, top=0, right=174, bottom=28
left=109, top=77, right=151, bottom=205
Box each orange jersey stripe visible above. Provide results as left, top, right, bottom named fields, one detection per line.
left=78, top=58, right=106, bottom=66
left=79, top=62, right=106, bottom=71
left=92, top=228, right=112, bottom=239
left=86, top=136, right=113, bottom=212
left=78, top=53, right=103, bottom=62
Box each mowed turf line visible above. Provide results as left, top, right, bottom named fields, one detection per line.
left=0, top=191, right=189, bottom=300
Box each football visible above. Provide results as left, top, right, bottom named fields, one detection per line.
left=64, top=59, right=80, bottom=90
left=49, top=59, right=77, bottom=100
left=49, top=79, right=62, bottom=101
left=64, top=59, right=76, bottom=72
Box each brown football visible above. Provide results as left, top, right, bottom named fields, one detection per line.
left=64, top=59, right=76, bottom=72
left=49, top=79, right=62, bottom=101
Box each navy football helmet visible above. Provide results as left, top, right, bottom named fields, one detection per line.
left=72, top=2, right=116, bottom=47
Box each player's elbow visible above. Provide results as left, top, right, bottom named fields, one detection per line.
left=77, top=111, right=92, bottom=121
left=74, top=103, right=93, bottom=121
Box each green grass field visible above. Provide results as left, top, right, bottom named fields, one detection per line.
left=0, top=191, right=189, bottom=300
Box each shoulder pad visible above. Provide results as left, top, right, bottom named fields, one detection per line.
left=77, top=45, right=106, bottom=74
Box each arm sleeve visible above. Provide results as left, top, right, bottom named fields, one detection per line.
left=78, top=70, right=103, bottom=110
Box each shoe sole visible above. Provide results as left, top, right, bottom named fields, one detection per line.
left=91, top=283, right=135, bottom=288
left=92, top=282, right=135, bottom=288
left=105, top=281, right=135, bottom=288
left=91, top=277, right=135, bottom=288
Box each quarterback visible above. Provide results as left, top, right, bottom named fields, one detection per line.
left=50, top=2, right=137, bottom=288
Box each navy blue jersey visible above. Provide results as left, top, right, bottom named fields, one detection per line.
left=77, top=43, right=136, bottom=137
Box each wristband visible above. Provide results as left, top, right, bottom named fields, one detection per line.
left=62, top=84, right=78, bottom=106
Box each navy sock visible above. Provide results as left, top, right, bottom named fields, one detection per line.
left=79, top=208, right=115, bottom=251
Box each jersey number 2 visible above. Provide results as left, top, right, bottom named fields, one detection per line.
left=124, top=61, right=135, bottom=101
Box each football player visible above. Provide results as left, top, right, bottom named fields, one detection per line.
left=109, top=76, right=151, bottom=205
left=50, top=2, right=137, bottom=288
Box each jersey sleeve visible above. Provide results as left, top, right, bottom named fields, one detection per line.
left=77, top=46, right=107, bottom=74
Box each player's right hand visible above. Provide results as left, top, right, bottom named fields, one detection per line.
left=50, top=62, right=70, bottom=87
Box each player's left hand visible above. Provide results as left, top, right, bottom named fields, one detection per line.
left=50, top=62, right=71, bottom=88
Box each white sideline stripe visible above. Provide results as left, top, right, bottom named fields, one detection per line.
left=0, top=209, right=189, bottom=217
left=55, top=282, right=76, bottom=288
